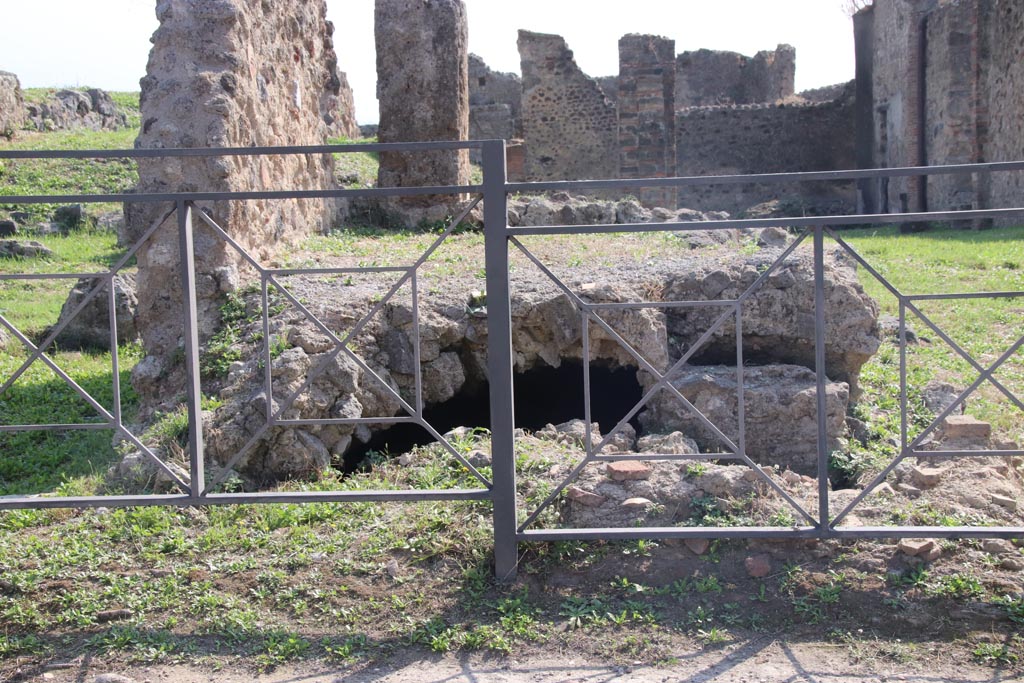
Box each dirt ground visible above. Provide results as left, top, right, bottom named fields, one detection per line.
left=13, top=640, right=1022, bottom=683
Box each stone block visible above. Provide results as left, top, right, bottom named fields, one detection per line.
left=607, top=460, right=654, bottom=481
left=567, top=486, right=607, bottom=508
left=942, top=415, right=991, bottom=441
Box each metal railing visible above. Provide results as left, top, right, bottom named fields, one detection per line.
left=0, top=140, right=1022, bottom=580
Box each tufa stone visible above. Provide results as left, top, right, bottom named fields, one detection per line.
left=942, top=415, right=991, bottom=440
left=744, top=554, right=772, bottom=578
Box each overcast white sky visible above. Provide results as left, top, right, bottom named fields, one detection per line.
left=0, top=1, right=855, bottom=125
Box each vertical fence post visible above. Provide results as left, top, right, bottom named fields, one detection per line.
left=813, top=225, right=830, bottom=535
left=482, top=140, right=518, bottom=580
left=178, top=201, right=206, bottom=499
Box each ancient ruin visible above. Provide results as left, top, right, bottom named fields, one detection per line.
left=675, top=45, right=795, bottom=108
left=457, top=32, right=856, bottom=215
left=0, top=71, right=25, bottom=138
left=675, top=89, right=857, bottom=215
left=468, top=53, right=522, bottom=144
left=375, top=0, right=470, bottom=223
left=518, top=30, right=619, bottom=183
left=855, top=0, right=1024, bottom=223
left=618, top=34, right=677, bottom=209
left=24, top=89, right=129, bottom=132
left=129, top=0, right=345, bottom=399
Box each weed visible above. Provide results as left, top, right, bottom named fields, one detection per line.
left=929, top=573, right=985, bottom=600
left=322, top=634, right=369, bottom=663
left=559, top=596, right=606, bottom=630
left=973, top=642, right=1018, bottom=666
left=256, top=630, right=311, bottom=670
left=693, top=573, right=723, bottom=594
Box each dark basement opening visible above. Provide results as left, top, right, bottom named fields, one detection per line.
left=342, top=361, right=643, bottom=472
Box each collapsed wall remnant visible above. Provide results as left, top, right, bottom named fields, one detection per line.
left=198, top=216, right=879, bottom=483
left=675, top=45, right=795, bottom=108
left=518, top=30, right=618, bottom=183
left=857, top=0, right=1024, bottom=223
left=618, top=34, right=676, bottom=209
left=129, top=0, right=341, bottom=399
left=0, top=71, right=26, bottom=138
left=468, top=53, right=522, bottom=144
left=24, top=89, right=128, bottom=132
left=676, top=89, right=857, bottom=216
left=375, top=0, right=470, bottom=223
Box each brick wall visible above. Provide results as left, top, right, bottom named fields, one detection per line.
left=618, top=34, right=676, bottom=209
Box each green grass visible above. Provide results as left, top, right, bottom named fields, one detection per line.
left=838, top=224, right=1024, bottom=472
left=0, top=127, right=140, bottom=222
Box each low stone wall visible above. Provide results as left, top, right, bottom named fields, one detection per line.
left=24, top=89, right=128, bottom=132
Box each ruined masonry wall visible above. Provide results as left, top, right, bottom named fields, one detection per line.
left=675, top=99, right=856, bottom=215
left=468, top=53, right=520, bottom=163
left=866, top=0, right=925, bottom=212
left=924, top=0, right=981, bottom=213
left=618, top=34, right=676, bottom=209
left=675, top=45, right=795, bottom=108
left=518, top=30, right=618, bottom=183
left=469, top=53, right=521, bottom=137
left=375, top=0, right=470, bottom=212
left=131, top=0, right=340, bottom=368
left=985, top=0, right=1024, bottom=219
left=0, top=71, right=25, bottom=137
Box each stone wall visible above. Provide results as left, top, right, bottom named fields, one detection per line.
left=859, top=0, right=1024, bottom=223
left=982, top=0, right=1024, bottom=220
left=0, top=71, right=25, bottom=138
left=328, top=66, right=360, bottom=139
left=618, top=34, right=676, bottom=209
left=375, top=0, right=469, bottom=219
left=860, top=0, right=928, bottom=213
left=675, top=45, right=795, bottom=108
left=675, top=96, right=857, bottom=215
left=923, top=0, right=981, bottom=214
left=25, top=89, right=128, bottom=132
left=130, top=0, right=339, bottom=380
left=469, top=53, right=521, bottom=137
left=798, top=81, right=853, bottom=103
left=468, top=53, right=520, bottom=162
left=518, top=30, right=618, bottom=183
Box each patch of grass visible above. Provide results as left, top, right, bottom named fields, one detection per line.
left=842, top=224, right=1024, bottom=445
left=0, top=342, right=142, bottom=495
left=0, top=126, right=139, bottom=223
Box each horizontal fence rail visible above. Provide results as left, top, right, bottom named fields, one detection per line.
left=0, top=140, right=1021, bottom=580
